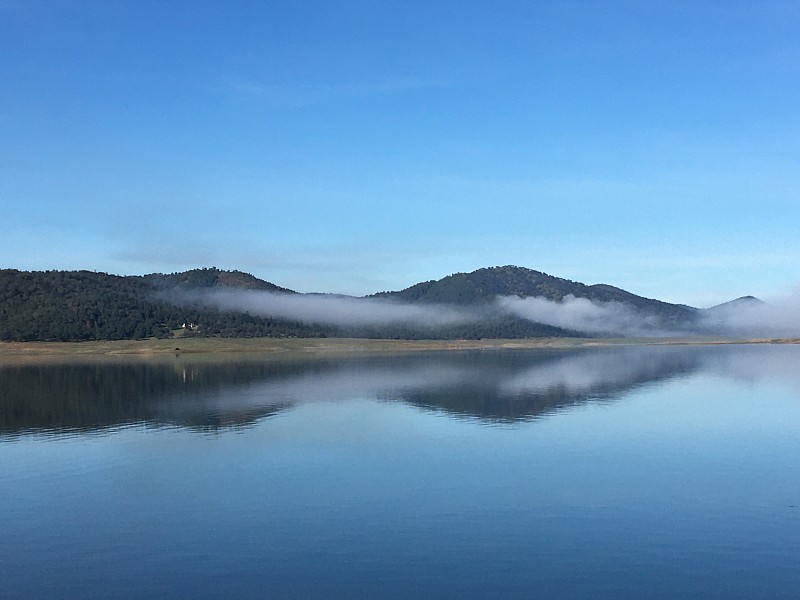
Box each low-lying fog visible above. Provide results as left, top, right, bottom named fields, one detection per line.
left=161, top=287, right=800, bottom=338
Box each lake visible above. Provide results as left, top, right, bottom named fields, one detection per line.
left=1, top=344, right=799, bottom=599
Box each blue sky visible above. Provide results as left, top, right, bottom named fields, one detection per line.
left=1, top=1, right=799, bottom=306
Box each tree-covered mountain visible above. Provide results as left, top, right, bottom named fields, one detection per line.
left=331, top=316, right=578, bottom=341
left=143, top=269, right=294, bottom=293
left=1, top=265, right=746, bottom=342
left=0, top=268, right=322, bottom=341
left=374, top=265, right=699, bottom=329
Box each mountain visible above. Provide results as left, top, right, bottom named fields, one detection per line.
left=375, top=265, right=698, bottom=329
left=1, top=265, right=749, bottom=342
left=697, top=295, right=766, bottom=336
left=704, top=295, right=764, bottom=313
left=0, top=267, right=321, bottom=342
left=143, top=268, right=294, bottom=293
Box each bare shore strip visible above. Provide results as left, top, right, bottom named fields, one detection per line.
left=1, top=336, right=799, bottom=363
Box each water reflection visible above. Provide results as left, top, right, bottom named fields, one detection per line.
left=1, top=344, right=798, bottom=436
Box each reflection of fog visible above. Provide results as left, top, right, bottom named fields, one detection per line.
left=153, top=362, right=476, bottom=425
left=395, top=347, right=705, bottom=422
left=695, top=344, right=800, bottom=391
left=3, top=344, right=800, bottom=436
left=499, top=346, right=697, bottom=397
left=143, top=344, right=800, bottom=425
left=178, top=363, right=472, bottom=408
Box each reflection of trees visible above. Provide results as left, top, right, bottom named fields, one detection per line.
left=393, top=347, right=701, bottom=422
left=0, top=359, right=316, bottom=435
left=0, top=347, right=707, bottom=436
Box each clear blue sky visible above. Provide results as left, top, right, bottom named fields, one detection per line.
left=2, top=1, right=799, bottom=306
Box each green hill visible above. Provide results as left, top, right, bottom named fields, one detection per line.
left=375, top=265, right=698, bottom=327
left=1, top=265, right=714, bottom=342
left=143, top=268, right=294, bottom=293
left=0, top=268, right=320, bottom=342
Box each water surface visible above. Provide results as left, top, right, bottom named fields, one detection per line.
left=1, top=345, right=799, bottom=598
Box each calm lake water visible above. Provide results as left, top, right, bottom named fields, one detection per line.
left=1, top=344, right=799, bottom=599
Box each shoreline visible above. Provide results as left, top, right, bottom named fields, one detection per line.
left=1, top=336, right=798, bottom=363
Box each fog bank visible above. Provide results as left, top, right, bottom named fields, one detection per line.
left=495, top=294, right=680, bottom=337
left=700, top=293, right=800, bottom=338
left=164, top=288, right=479, bottom=328
left=163, top=286, right=800, bottom=338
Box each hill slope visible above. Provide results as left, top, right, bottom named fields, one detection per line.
left=0, top=268, right=318, bottom=341
left=375, top=265, right=698, bottom=328
left=704, top=295, right=764, bottom=313
left=2, top=265, right=742, bottom=342
left=143, top=269, right=294, bottom=293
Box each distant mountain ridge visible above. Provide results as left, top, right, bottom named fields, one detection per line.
left=0, top=265, right=754, bottom=342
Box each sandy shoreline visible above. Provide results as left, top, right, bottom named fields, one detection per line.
left=1, top=336, right=798, bottom=364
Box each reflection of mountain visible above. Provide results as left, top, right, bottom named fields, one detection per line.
left=0, top=360, right=311, bottom=435
left=0, top=346, right=718, bottom=436
left=393, top=347, right=701, bottom=422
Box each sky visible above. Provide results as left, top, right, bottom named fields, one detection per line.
left=1, top=1, right=799, bottom=306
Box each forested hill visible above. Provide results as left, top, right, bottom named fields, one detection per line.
left=0, top=267, right=580, bottom=342
left=0, top=267, right=584, bottom=342
left=374, top=265, right=698, bottom=326
left=0, top=268, right=319, bottom=341
left=1, top=265, right=714, bottom=342
left=142, top=269, right=294, bottom=293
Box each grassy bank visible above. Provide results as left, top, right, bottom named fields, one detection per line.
left=2, top=335, right=798, bottom=362
left=0, top=336, right=596, bottom=358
